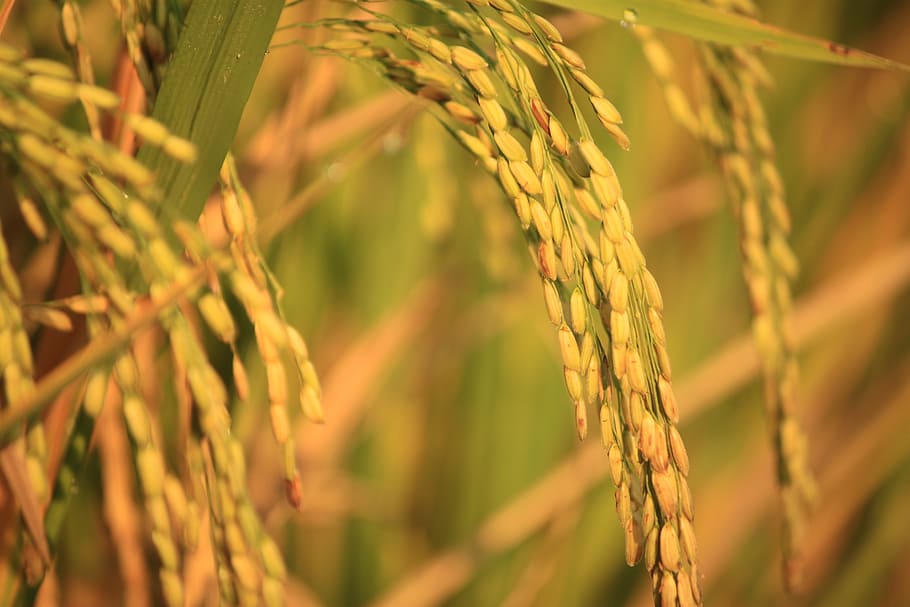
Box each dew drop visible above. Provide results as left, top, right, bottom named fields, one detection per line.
left=620, top=8, right=639, bottom=29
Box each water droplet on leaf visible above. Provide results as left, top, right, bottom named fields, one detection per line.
left=621, top=8, right=639, bottom=29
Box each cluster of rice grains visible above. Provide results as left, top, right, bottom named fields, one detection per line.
left=0, top=209, right=49, bottom=568
left=310, top=2, right=701, bottom=605
left=0, top=40, right=320, bottom=606
left=631, top=1, right=817, bottom=591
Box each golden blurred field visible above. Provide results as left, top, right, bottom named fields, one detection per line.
left=2, top=1, right=910, bottom=605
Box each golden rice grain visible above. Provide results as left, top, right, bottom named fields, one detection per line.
left=501, top=12, right=532, bottom=35
left=600, top=404, right=614, bottom=450
left=668, top=426, right=690, bottom=476
left=590, top=96, right=622, bottom=125
left=659, top=571, right=678, bottom=607
left=551, top=43, right=585, bottom=69
left=549, top=117, right=569, bottom=155
left=676, top=570, right=697, bottom=607
left=616, top=483, right=632, bottom=524
left=585, top=355, right=602, bottom=401
left=452, top=46, right=488, bottom=72
left=300, top=385, right=324, bottom=423
left=611, top=341, right=627, bottom=378
left=509, top=160, right=542, bottom=194
left=123, top=395, right=152, bottom=446
left=494, top=130, right=527, bottom=161
left=574, top=400, right=588, bottom=440
left=659, top=522, right=681, bottom=572
left=558, top=323, right=581, bottom=372
left=542, top=278, right=562, bottom=324
left=266, top=360, right=288, bottom=406
left=22, top=57, right=74, bottom=80
left=608, top=444, right=623, bottom=486
left=608, top=272, right=629, bottom=313
left=626, top=350, right=647, bottom=394
left=610, top=310, right=630, bottom=345
left=513, top=193, right=532, bottom=228
left=649, top=427, right=669, bottom=472
left=679, top=477, right=694, bottom=521
left=575, top=187, right=600, bottom=220
left=679, top=516, right=697, bottom=563
left=644, top=527, right=658, bottom=570
left=512, top=37, right=548, bottom=66
left=532, top=14, right=563, bottom=42
left=537, top=240, right=558, bottom=280
left=162, top=136, right=198, bottom=163
left=642, top=493, right=657, bottom=533
left=269, top=404, right=290, bottom=443
left=624, top=519, right=643, bottom=566
left=466, top=69, right=498, bottom=98
left=137, top=449, right=165, bottom=497
left=570, top=68, right=604, bottom=98
left=529, top=131, right=546, bottom=175
left=629, top=391, right=644, bottom=434
left=639, top=411, right=657, bottom=463
left=652, top=468, right=678, bottom=517
left=559, top=234, right=576, bottom=276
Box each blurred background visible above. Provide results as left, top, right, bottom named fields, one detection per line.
left=6, top=0, right=910, bottom=605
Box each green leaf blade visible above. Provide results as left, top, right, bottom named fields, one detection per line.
left=541, top=0, right=910, bottom=71
left=138, top=0, right=285, bottom=221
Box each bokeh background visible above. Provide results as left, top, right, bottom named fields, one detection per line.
left=6, top=1, right=910, bottom=605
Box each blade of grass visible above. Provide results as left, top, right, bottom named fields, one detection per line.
left=541, top=0, right=910, bottom=71
left=137, top=0, right=285, bottom=222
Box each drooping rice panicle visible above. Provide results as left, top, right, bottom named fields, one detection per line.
left=218, top=157, right=324, bottom=505
left=698, top=42, right=816, bottom=592
left=631, top=4, right=816, bottom=590
left=0, top=215, right=51, bottom=573
left=113, top=352, right=185, bottom=606
left=0, top=33, right=302, bottom=603
left=303, top=4, right=702, bottom=604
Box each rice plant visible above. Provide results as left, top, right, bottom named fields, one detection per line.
left=0, top=0, right=908, bottom=605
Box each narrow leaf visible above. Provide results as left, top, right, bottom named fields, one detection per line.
left=137, top=0, right=285, bottom=221
left=541, top=0, right=910, bottom=71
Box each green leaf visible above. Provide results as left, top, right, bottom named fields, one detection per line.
left=540, top=0, right=910, bottom=71
left=137, top=0, right=285, bottom=221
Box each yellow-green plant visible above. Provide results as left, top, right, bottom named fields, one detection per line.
left=0, top=1, right=906, bottom=606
